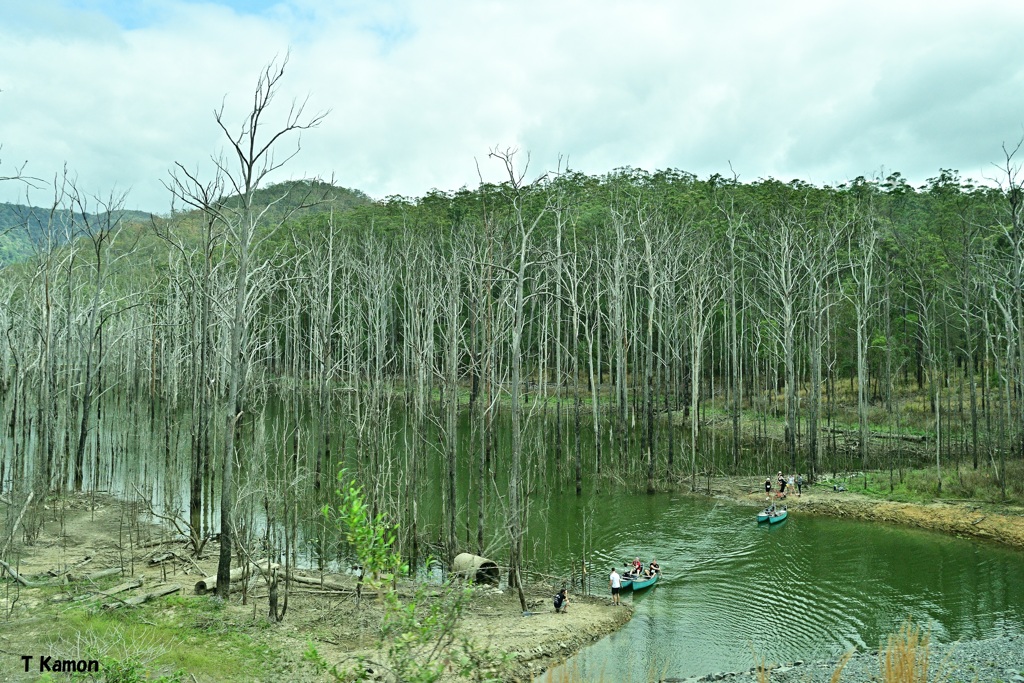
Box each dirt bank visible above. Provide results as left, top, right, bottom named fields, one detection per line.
left=703, top=476, right=1024, bottom=549
left=453, top=589, right=632, bottom=682
left=0, top=494, right=629, bottom=682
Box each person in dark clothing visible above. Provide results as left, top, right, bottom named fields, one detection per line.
left=554, top=588, right=569, bottom=613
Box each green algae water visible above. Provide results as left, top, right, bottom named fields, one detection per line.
left=60, top=400, right=1024, bottom=680
left=534, top=493, right=1024, bottom=682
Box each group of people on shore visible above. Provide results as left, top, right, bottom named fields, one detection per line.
left=765, top=471, right=803, bottom=499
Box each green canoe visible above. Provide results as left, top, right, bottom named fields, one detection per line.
left=758, top=506, right=787, bottom=523
left=631, top=572, right=659, bottom=590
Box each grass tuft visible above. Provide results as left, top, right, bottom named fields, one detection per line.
left=880, top=619, right=934, bottom=683
left=830, top=651, right=852, bottom=683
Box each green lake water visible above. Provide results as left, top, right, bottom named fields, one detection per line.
left=39, top=401, right=1023, bottom=681
left=534, top=493, right=1024, bottom=682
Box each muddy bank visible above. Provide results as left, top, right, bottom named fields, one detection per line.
left=701, top=476, right=1024, bottom=550
left=0, top=493, right=630, bottom=682
left=454, top=589, right=633, bottom=682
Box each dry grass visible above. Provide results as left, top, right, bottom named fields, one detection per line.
left=754, top=654, right=769, bottom=683
left=879, top=620, right=942, bottom=683
left=751, top=650, right=849, bottom=683
left=830, top=652, right=852, bottom=683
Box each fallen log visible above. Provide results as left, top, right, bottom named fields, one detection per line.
left=288, top=573, right=353, bottom=592
left=194, top=561, right=279, bottom=595
left=103, top=584, right=180, bottom=610
left=254, top=587, right=356, bottom=599
left=71, top=578, right=145, bottom=603
left=137, top=538, right=181, bottom=550
left=0, top=559, right=44, bottom=588
left=148, top=552, right=175, bottom=565
left=872, top=432, right=928, bottom=443
left=69, top=567, right=123, bottom=583
left=99, top=579, right=144, bottom=597
left=821, top=427, right=927, bottom=443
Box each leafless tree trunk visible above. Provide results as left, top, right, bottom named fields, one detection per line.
left=167, top=55, right=325, bottom=598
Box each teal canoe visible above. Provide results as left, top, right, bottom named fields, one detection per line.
left=758, top=506, right=788, bottom=523
left=631, top=572, right=659, bottom=590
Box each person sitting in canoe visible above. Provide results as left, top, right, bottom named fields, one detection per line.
left=632, top=557, right=642, bottom=575
left=648, top=559, right=660, bottom=575
left=623, top=563, right=638, bottom=580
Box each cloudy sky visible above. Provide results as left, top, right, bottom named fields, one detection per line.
left=2, top=0, right=1024, bottom=212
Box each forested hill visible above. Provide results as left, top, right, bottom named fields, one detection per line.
left=0, top=180, right=371, bottom=266
left=213, top=179, right=373, bottom=220
left=0, top=202, right=154, bottom=266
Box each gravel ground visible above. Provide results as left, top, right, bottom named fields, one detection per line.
left=663, top=635, right=1024, bottom=683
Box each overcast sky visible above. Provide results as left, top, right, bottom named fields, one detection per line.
left=2, top=0, right=1024, bottom=212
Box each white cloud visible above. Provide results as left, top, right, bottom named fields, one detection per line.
left=2, top=0, right=1024, bottom=211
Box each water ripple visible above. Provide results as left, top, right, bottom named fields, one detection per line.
left=547, top=495, right=1024, bottom=682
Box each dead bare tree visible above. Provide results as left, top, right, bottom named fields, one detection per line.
left=489, top=148, right=548, bottom=612
left=846, top=195, right=882, bottom=472
left=746, top=205, right=807, bottom=472
left=167, top=54, right=326, bottom=599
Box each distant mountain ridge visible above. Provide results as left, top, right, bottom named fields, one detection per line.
left=208, top=179, right=373, bottom=221
left=0, top=202, right=154, bottom=265
left=1, top=180, right=371, bottom=266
